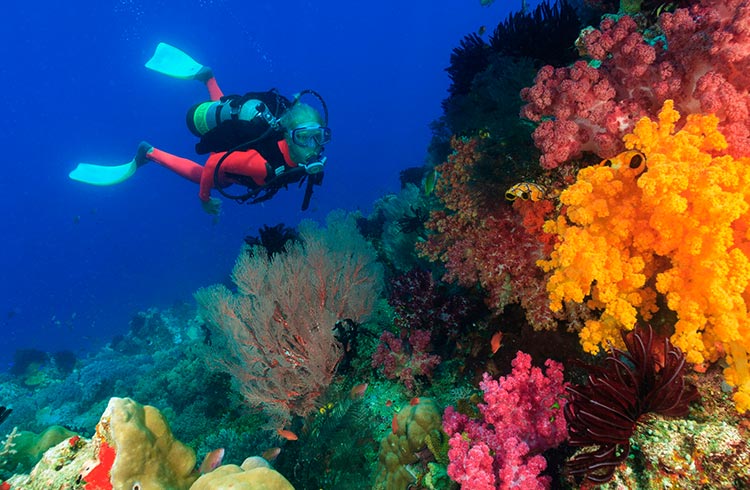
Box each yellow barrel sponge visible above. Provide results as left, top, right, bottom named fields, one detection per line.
left=190, top=463, right=294, bottom=490
left=99, top=397, right=198, bottom=489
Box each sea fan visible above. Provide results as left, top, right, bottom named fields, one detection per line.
left=564, top=325, right=699, bottom=483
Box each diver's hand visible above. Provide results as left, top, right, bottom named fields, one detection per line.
left=201, top=197, right=222, bottom=216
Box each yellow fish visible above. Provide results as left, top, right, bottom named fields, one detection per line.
left=424, top=169, right=439, bottom=196
left=505, top=182, right=546, bottom=202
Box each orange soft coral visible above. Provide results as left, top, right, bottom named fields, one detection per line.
left=540, top=100, right=750, bottom=412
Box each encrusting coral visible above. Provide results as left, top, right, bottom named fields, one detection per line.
left=539, top=100, right=750, bottom=412
left=3, top=397, right=293, bottom=489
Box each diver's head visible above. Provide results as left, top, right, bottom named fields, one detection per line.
left=280, top=103, right=330, bottom=168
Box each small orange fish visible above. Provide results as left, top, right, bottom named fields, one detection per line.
left=349, top=382, right=368, bottom=399
left=262, top=447, right=281, bottom=461
left=385, top=400, right=393, bottom=407
left=410, top=397, right=420, bottom=406
left=277, top=428, right=298, bottom=441
left=478, top=25, right=487, bottom=35
left=198, top=448, right=225, bottom=474
left=490, top=331, right=503, bottom=354
left=392, top=413, right=399, bottom=434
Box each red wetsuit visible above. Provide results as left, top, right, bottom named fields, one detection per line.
left=144, top=77, right=297, bottom=202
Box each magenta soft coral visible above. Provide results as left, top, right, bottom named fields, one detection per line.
left=388, top=268, right=475, bottom=339
left=443, top=351, right=569, bottom=489
left=371, top=330, right=441, bottom=390
left=521, top=2, right=750, bottom=167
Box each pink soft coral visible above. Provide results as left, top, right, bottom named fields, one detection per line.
left=521, top=1, right=750, bottom=167
left=443, top=352, right=568, bottom=489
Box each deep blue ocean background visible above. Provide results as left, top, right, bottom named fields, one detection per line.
left=0, top=0, right=530, bottom=370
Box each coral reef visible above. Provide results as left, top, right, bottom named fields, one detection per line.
left=373, top=398, right=443, bottom=490
left=521, top=1, right=750, bottom=168
left=3, top=397, right=292, bottom=490
left=564, top=326, right=698, bottom=484
left=196, top=211, right=384, bottom=424
left=0, top=425, right=75, bottom=478
left=7, top=3, right=750, bottom=489
left=190, top=458, right=293, bottom=490
left=540, top=100, right=750, bottom=411
left=419, top=136, right=557, bottom=330
left=372, top=330, right=441, bottom=391
left=442, top=351, right=568, bottom=489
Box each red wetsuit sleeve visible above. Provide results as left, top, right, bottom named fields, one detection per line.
left=199, top=150, right=270, bottom=201
left=206, top=78, right=224, bottom=101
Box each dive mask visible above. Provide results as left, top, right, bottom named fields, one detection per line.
left=291, top=125, right=331, bottom=149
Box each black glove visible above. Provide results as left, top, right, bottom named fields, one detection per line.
left=194, top=65, right=214, bottom=83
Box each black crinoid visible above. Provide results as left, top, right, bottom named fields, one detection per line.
left=446, top=32, right=492, bottom=98
left=445, top=0, right=581, bottom=99
left=489, top=0, right=581, bottom=68
left=564, top=325, right=699, bottom=484
left=0, top=405, right=11, bottom=425
left=243, top=223, right=300, bottom=257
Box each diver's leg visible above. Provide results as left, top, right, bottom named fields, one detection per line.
left=205, top=77, right=224, bottom=101
left=193, top=66, right=224, bottom=101
left=140, top=143, right=203, bottom=183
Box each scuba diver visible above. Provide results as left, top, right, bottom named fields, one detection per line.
left=69, top=43, right=331, bottom=215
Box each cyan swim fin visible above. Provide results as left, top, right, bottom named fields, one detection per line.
left=145, top=42, right=205, bottom=80
left=69, top=160, right=137, bottom=186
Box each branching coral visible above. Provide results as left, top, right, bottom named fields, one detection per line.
left=540, top=100, right=750, bottom=412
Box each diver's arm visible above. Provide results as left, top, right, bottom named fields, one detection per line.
left=199, top=150, right=268, bottom=201
left=199, top=155, right=219, bottom=202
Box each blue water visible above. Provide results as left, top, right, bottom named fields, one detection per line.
left=0, top=0, right=528, bottom=369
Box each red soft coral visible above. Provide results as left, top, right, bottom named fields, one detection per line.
left=418, top=137, right=557, bottom=330
left=521, top=2, right=750, bottom=167
left=371, top=330, right=441, bottom=390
